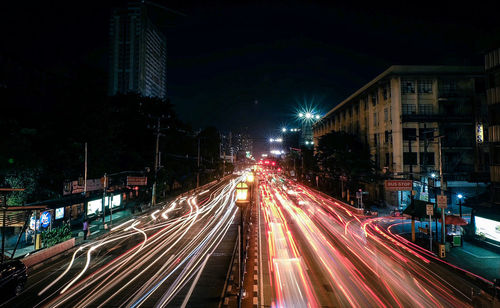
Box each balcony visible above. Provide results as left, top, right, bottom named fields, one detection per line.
left=402, top=113, right=472, bottom=123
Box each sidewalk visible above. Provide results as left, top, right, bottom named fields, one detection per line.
left=5, top=207, right=138, bottom=260
left=385, top=218, right=500, bottom=282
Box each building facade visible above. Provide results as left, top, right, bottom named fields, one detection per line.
left=108, top=3, right=167, bottom=99
left=485, top=48, right=500, bottom=204
left=313, top=66, right=486, bottom=208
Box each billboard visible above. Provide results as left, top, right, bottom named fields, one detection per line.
left=55, top=207, right=65, bottom=220
left=127, top=176, right=147, bottom=186
left=64, top=178, right=104, bottom=195
left=475, top=216, right=500, bottom=243
left=87, top=194, right=122, bottom=215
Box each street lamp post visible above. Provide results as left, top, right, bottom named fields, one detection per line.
left=235, top=181, right=250, bottom=308
left=458, top=194, right=463, bottom=218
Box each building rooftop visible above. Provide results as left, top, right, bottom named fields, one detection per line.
left=321, top=65, right=484, bottom=120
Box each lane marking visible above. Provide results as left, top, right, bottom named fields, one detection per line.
left=258, top=181, right=264, bottom=308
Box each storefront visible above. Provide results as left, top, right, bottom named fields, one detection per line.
left=87, top=194, right=122, bottom=217
left=472, top=207, right=500, bottom=246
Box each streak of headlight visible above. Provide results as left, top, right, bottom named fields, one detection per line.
left=104, top=198, right=199, bottom=305
left=131, top=187, right=236, bottom=307
left=76, top=225, right=149, bottom=308
left=125, top=221, right=141, bottom=231
left=198, top=189, right=210, bottom=195
left=60, top=246, right=96, bottom=294
left=38, top=245, right=88, bottom=295
left=111, top=219, right=135, bottom=231
left=151, top=209, right=160, bottom=220
left=154, top=213, right=235, bottom=307
left=59, top=223, right=148, bottom=296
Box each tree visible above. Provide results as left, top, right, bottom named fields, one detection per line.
left=315, top=131, right=376, bottom=191
left=4, top=168, right=40, bottom=205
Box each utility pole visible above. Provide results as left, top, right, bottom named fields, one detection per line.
left=438, top=136, right=446, bottom=245
left=222, top=150, right=226, bottom=178
left=102, top=173, right=107, bottom=226
left=152, top=118, right=160, bottom=206
left=84, top=142, right=88, bottom=195
left=1, top=194, right=6, bottom=264
left=197, top=136, right=200, bottom=188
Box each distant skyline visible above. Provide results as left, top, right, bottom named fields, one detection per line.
left=2, top=1, right=500, bottom=152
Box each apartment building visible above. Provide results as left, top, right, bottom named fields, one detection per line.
left=313, top=66, right=485, bottom=207
left=108, top=3, right=167, bottom=99
left=485, top=47, right=500, bottom=204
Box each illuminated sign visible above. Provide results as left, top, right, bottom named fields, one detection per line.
left=30, top=216, right=36, bottom=230
left=384, top=180, right=413, bottom=191
left=40, top=211, right=51, bottom=228
left=235, top=183, right=249, bottom=202
left=475, top=216, right=500, bottom=243
left=109, top=194, right=121, bottom=208
left=88, top=199, right=102, bottom=216
left=87, top=194, right=122, bottom=215
left=55, top=207, right=64, bottom=220
left=476, top=123, right=484, bottom=143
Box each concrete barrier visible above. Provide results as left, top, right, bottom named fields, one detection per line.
left=21, top=238, right=75, bottom=268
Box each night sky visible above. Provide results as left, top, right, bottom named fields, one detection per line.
left=2, top=1, right=500, bottom=152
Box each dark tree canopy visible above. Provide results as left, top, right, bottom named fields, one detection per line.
left=315, top=131, right=376, bottom=188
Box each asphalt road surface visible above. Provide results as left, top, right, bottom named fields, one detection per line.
left=2, top=175, right=243, bottom=308
left=259, top=172, right=499, bottom=307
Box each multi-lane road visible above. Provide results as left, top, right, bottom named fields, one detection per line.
left=3, top=176, right=243, bottom=308
left=4, top=170, right=500, bottom=307
left=258, top=172, right=498, bottom=307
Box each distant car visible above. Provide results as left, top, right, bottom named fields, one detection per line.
left=0, top=259, right=27, bottom=300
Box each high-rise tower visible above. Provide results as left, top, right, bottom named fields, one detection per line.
left=108, top=3, right=167, bottom=99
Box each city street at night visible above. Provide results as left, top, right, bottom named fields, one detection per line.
left=2, top=1, right=500, bottom=307
left=4, top=177, right=241, bottom=307
left=256, top=172, right=496, bottom=307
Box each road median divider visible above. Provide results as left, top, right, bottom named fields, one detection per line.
left=21, top=238, right=75, bottom=268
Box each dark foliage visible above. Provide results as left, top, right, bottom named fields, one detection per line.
left=315, top=131, right=376, bottom=189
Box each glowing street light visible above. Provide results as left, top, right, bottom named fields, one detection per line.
left=315, top=115, right=320, bottom=119
left=236, top=182, right=249, bottom=203
left=431, top=173, right=436, bottom=178
left=282, top=128, right=287, bottom=132
left=457, top=193, right=464, bottom=217
left=298, top=112, right=304, bottom=118
left=246, top=172, right=255, bottom=183
left=305, top=112, right=312, bottom=119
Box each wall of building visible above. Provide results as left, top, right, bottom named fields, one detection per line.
left=108, top=4, right=167, bottom=99
left=314, top=66, right=484, bottom=206
left=485, top=47, right=500, bottom=204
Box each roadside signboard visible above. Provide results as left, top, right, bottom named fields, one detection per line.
left=437, top=195, right=447, bottom=209
left=40, top=211, right=51, bottom=228
left=63, top=178, right=103, bottom=195
left=426, top=204, right=434, bottom=216
left=384, top=180, right=413, bottom=191
left=127, top=176, right=148, bottom=186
